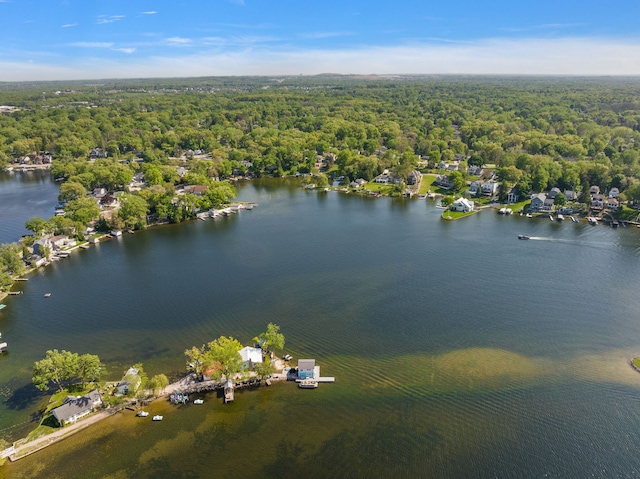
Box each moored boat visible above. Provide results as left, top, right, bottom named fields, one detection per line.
left=137, top=411, right=149, bottom=417
left=193, top=399, right=204, bottom=405
left=298, top=379, right=318, bottom=389
left=152, top=415, right=163, bottom=421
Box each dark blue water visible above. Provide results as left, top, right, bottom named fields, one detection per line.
left=3, top=177, right=640, bottom=478
left=0, top=170, right=59, bottom=245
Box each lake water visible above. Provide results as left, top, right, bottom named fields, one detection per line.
left=0, top=170, right=59, bottom=245
left=2, top=177, right=640, bottom=478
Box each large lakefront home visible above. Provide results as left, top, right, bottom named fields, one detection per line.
left=51, top=390, right=102, bottom=426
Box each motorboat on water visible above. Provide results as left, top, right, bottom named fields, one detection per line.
left=518, top=234, right=530, bottom=240
left=152, top=415, right=163, bottom=421
left=193, top=399, right=204, bottom=405
left=137, top=411, right=149, bottom=417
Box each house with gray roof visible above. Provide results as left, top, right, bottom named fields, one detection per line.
left=51, top=390, right=102, bottom=426
left=529, top=193, right=546, bottom=212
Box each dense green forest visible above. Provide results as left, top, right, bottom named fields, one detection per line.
left=2, top=75, right=640, bottom=200
left=3, top=75, right=640, bottom=291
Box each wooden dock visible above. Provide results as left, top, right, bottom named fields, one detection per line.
left=224, top=381, right=234, bottom=403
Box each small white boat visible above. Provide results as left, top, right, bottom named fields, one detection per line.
left=526, top=213, right=532, bottom=218
left=549, top=215, right=554, bottom=221
left=518, top=234, right=530, bottom=240
left=283, top=354, right=293, bottom=361
left=571, top=216, right=579, bottom=223
left=298, top=379, right=318, bottom=389
left=152, top=415, right=163, bottom=421
left=137, top=411, right=149, bottom=417
left=193, top=399, right=204, bottom=405
left=556, top=214, right=564, bottom=221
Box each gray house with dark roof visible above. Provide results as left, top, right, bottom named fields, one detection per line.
left=51, top=390, right=102, bottom=426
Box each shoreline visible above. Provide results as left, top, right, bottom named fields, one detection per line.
left=4, top=361, right=289, bottom=462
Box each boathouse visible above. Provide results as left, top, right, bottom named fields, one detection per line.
left=297, top=359, right=316, bottom=379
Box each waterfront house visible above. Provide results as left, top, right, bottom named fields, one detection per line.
left=450, top=198, right=474, bottom=212
left=506, top=187, right=518, bottom=204
left=590, top=185, right=601, bottom=196
left=435, top=175, right=452, bottom=189
left=543, top=197, right=555, bottom=211
left=407, top=170, right=421, bottom=186
left=355, top=178, right=367, bottom=187
left=608, top=187, right=620, bottom=198
left=51, top=390, right=102, bottom=426
left=481, top=182, right=498, bottom=196
left=529, top=193, right=546, bottom=212
left=591, top=194, right=605, bottom=210
left=298, top=359, right=316, bottom=379
left=374, top=173, right=391, bottom=184
left=607, top=197, right=620, bottom=211
left=564, top=190, right=578, bottom=202
left=116, top=367, right=141, bottom=396
left=239, top=346, right=263, bottom=371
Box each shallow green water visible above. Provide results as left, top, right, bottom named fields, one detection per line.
left=2, top=178, right=640, bottom=478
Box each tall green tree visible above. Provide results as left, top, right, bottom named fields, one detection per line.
left=206, top=336, right=244, bottom=380
left=254, top=323, right=285, bottom=354
left=148, top=374, right=169, bottom=396
left=32, top=349, right=80, bottom=392
left=77, top=353, right=106, bottom=387
left=24, top=217, right=47, bottom=236
left=117, top=193, right=149, bottom=230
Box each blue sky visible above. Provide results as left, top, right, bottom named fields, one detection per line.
left=1, top=0, right=640, bottom=81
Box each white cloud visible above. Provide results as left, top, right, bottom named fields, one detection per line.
left=166, top=37, right=192, bottom=45
left=4, top=36, right=640, bottom=81
left=96, top=15, right=125, bottom=25
left=113, top=48, right=136, bottom=54
left=141, top=11, right=157, bottom=15
left=68, top=42, right=114, bottom=48
left=61, top=23, right=78, bottom=28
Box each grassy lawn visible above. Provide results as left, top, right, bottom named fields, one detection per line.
left=363, top=182, right=395, bottom=195
left=27, top=385, right=94, bottom=440
left=615, top=205, right=640, bottom=222
left=441, top=209, right=477, bottom=220
left=418, top=174, right=438, bottom=194
left=633, top=357, right=640, bottom=369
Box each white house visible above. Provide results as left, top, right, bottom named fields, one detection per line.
left=239, top=346, right=263, bottom=370
left=481, top=182, right=499, bottom=196
left=450, top=198, right=474, bottom=212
